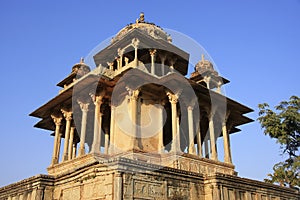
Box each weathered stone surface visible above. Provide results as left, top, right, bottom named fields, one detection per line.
left=0, top=155, right=299, bottom=199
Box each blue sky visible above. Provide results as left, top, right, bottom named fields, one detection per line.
left=0, top=1, right=299, bottom=186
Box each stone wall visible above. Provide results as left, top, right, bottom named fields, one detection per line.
left=0, top=175, right=54, bottom=200
left=0, top=156, right=299, bottom=200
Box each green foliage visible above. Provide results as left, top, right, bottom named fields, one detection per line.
left=258, top=96, right=300, bottom=189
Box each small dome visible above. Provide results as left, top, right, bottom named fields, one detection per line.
left=195, top=55, right=217, bottom=75
left=111, top=12, right=171, bottom=43
left=72, top=58, right=91, bottom=77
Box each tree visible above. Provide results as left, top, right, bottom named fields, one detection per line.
left=258, top=95, right=300, bottom=189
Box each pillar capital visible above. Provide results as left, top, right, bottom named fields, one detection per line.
left=205, top=106, right=217, bottom=120
left=107, top=61, right=114, bottom=70
left=149, top=49, right=157, bottom=56
left=118, top=47, right=124, bottom=56
left=187, top=105, right=194, bottom=111
left=166, top=91, right=180, bottom=104
left=131, top=38, right=140, bottom=48
left=159, top=53, right=167, bottom=62
left=124, top=57, right=129, bottom=65
left=51, top=115, right=62, bottom=126
left=90, top=92, right=105, bottom=105
left=160, top=99, right=167, bottom=106
left=126, top=87, right=140, bottom=101
left=77, top=100, right=89, bottom=112
left=61, top=109, right=72, bottom=121
left=187, top=97, right=198, bottom=110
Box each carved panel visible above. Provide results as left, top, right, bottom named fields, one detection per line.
left=133, top=180, right=164, bottom=199
left=168, top=186, right=189, bottom=199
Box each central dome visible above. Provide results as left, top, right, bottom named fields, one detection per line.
left=111, top=13, right=171, bottom=43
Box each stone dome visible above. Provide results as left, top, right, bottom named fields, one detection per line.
left=72, top=58, right=91, bottom=77
left=111, top=12, right=172, bottom=43
left=195, top=55, right=217, bottom=75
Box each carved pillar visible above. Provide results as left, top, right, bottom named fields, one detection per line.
left=124, top=57, right=129, bottom=66
left=149, top=49, right=156, bottom=75
left=77, top=101, right=89, bottom=156
left=104, top=127, right=109, bottom=154
left=204, top=76, right=211, bottom=89
left=114, top=172, right=123, bottom=200
left=169, top=57, right=177, bottom=73
left=61, top=110, right=72, bottom=162
left=109, top=105, right=116, bottom=154
left=128, top=88, right=140, bottom=149
left=188, top=106, right=196, bottom=154
left=132, top=38, right=139, bottom=67
left=196, top=120, right=203, bottom=157
left=167, top=92, right=179, bottom=152
left=72, top=142, right=77, bottom=159
left=118, top=48, right=124, bottom=70
left=217, top=81, right=222, bottom=94
left=116, top=57, right=121, bottom=70
left=204, top=138, right=209, bottom=158
left=160, top=54, right=166, bottom=76
left=176, top=115, right=181, bottom=152
left=158, top=100, right=165, bottom=153
left=68, top=126, right=75, bottom=160
left=107, top=62, right=114, bottom=71
left=209, top=111, right=218, bottom=161
left=91, top=94, right=104, bottom=154
left=51, top=115, right=62, bottom=165
left=223, top=120, right=232, bottom=164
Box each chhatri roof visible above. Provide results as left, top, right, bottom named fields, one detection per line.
left=111, top=12, right=171, bottom=43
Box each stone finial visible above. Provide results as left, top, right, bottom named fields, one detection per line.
left=139, top=12, right=145, bottom=22
left=80, top=57, right=84, bottom=63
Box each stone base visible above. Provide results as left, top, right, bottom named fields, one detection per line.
left=0, top=154, right=299, bottom=200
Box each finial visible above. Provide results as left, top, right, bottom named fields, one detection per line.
left=139, top=12, right=145, bottom=23
left=80, top=57, right=84, bottom=63
left=201, top=54, right=205, bottom=61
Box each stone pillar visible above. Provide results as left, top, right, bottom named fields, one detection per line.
left=158, top=100, right=165, bottom=153
left=176, top=116, right=181, bottom=152
left=124, top=57, right=129, bottom=66
left=61, top=110, right=72, bottom=162
left=109, top=105, right=116, bottom=154
left=204, top=76, right=211, bottom=89
left=167, top=92, right=179, bottom=152
left=91, top=94, right=104, bottom=154
left=188, top=106, right=196, bottom=154
left=169, top=58, right=177, bottom=73
left=222, top=121, right=232, bottom=163
left=208, top=112, right=218, bottom=161
left=149, top=49, right=156, bottom=75
left=204, top=138, right=209, bottom=158
left=217, top=81, right=222, bottom=94
left=116, top=57, right=121, bottom=70
left=129, top=89, right=140, bottom=149
left=118, top=48, right=124, bottom=70
left=68, top=126, right=75, bottom=160
left=160, top=54, right=166, bottom=76
left=72, top=142, right=77, bottom=159
left=51, top=115, right=62, bottom=165
left=132, top=38, right=139, bottom=67
left=77, top=101, right=89, bottom=156
left=108, top=62, right=114, bottom=71
left=196, top=121, right=203, bottom=157
left=114, top=172, right=123, bottom=200
left=104, top=128, right=109, bottom=154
